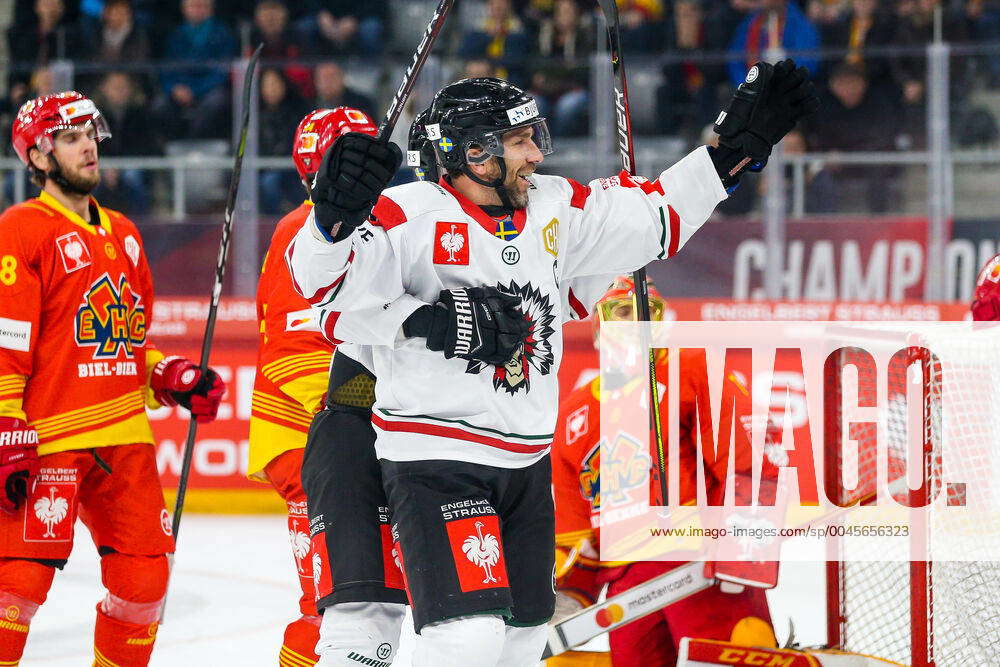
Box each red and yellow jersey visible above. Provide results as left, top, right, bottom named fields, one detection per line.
left=0, top=191, right=164, bottom=455
left=248, top=201, right=334, bottom=481
left=552, top=350, right=755, bottom=586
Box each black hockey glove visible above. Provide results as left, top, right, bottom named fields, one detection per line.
left=710, top=59, right=820, bottom=188
left=404, top=287, right=530, bottom=365
left=312, top=132, right=402, bottom=242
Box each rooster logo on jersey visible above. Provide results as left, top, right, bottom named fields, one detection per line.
left=465, top=280, right=555, bottom=394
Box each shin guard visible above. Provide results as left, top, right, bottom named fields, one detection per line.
left=412, top=615, right=506, bottom=667
left=316, top=602, right=406, bottom=666
left=0, top=559, right=55, bottom=665
left=281, top=614, right=320, bottom=667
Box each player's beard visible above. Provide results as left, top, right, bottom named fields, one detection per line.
left=484, top=158, right=531, bottom=208
left=48, top=156, right=100, bottom=196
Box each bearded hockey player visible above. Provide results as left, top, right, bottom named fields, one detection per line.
left=549, top=277, right=776, bottom=667
left=288, top=63, right=817, bottom=664
left=0, top=91, right=225, bottom=665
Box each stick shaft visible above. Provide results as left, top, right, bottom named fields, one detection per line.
left=171, top=45, right=262, bottom=540
left=597, top=0, right=668, bottom=507
left=378, top=0, right=456, bottom=141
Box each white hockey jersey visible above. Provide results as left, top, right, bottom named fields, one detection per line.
left=288, top=146, right=727, bottom=468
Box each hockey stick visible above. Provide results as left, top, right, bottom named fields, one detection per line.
left=543, top=561, right=713, bottom=657
left=378, top=0, right=456, bottom=141
left=170, top=44, right=262, bottom=541
left=596, top=0, right=668, bottom=508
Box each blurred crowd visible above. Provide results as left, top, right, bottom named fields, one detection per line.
left=1, top=0, right=1000, bottom=215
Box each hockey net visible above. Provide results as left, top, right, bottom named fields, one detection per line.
left=824, top=325, right=1000, bottom=667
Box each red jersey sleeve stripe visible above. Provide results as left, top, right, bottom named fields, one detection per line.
left=567, top=288, right=588, bottom=320
left=567, top=179, right=591, bottom=210
left=370, top=195, right=407, bottom=230
left=666, top=205, right=681, bottom=258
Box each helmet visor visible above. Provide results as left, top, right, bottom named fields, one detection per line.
left=598, top=294, right=666, bottom=323
left=36, top=115, right=111, bottom=155
left=466, top=119, right=553, bottom=165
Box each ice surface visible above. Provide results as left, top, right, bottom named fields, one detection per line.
left=22, top=516, right=825, bottom=665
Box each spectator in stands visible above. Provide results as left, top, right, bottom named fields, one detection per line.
left=891, top=0, right=970, bottom=112
left=300, top=1, right=388, bottom=56
left=156, top=0, right=237, bottom=140
left=967, top=0, right=1000, bottom=85
left=459, top=0, right=531, bottom=84
left=251, top=0, right=313, bottom=99
left=93, top=70, right=154, bottom=212
left=810, top=62, right=900, bottom=212
left=820, top=0, right=895, bottom=86
left=85, top=0, right=152, bottom=63
left=616, top=0, right=666, bottom=53
left=656, top=0, right=729, bottom=140
left=259, top=66, right=308, bottom=214
left=757, top=128, right=837, bottom=214
left=805, top=0, right=848, bottom=30
left=530, top=0, right=592, bottom=136
left=7, top=0, right=81, bottom=90
left=312, top=61, right=376, bottom=119
left=536, top=0, right=595, bottom=59
left=462, top=59, right=501, bottom=79
left=727, top=0, right=820, bottom=86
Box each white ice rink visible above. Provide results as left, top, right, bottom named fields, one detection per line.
left=22, top=514, right=827, bottom=666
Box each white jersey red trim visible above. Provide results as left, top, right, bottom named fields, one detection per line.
left=288, top=146, right=726, bottom=467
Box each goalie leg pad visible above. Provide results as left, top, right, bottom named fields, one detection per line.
left=315, top=601, right=406, bottom=666
left=0, top=559, right=55, bottom=662
left=496, top=623, right=548, bottom=666
left=412, top=615, right=506, bottom=667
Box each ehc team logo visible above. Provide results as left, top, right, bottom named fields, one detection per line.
left=75, top=273, right=146, bottom=358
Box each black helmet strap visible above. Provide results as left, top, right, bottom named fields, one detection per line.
left=461, top=155, right=512, bottom=209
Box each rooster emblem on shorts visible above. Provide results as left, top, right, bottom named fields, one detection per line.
left=33, top=487, right=69, bottom=538
left=439, top=224, right=465, bottom=263
left=312, top=552, right=323, bottom=600
left=289, top=529, right=311, bottom=574
left=462, top=521, right=501, bottom=584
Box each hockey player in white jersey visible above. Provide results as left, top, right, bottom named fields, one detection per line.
left=288, top=66, right=818, bottom=665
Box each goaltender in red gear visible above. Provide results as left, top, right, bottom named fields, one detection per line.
left=247, top=106, right=378, bottom=667
left=0, top=91, right=225, bottom=666
left=548, top=277, right=776, bottom=667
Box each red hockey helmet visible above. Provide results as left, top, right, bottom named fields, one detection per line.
left=972, top=253, right=1000, bottom=321
left=11, top=91, right=111, bottom=166
left=592, top=275, right=667, bottom=345
left=293, top=106, right=377, bottom=183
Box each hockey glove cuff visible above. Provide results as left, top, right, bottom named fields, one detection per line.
left=312, top=132, right=403, bottom=242
left=151, top=356, right=226, bottom=423
left=0, top=417, right=39, bottom=513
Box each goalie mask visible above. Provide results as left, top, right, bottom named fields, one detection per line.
left=592, top=275, right=667, bottom=348
left=424, top=78, right=553, bottom=204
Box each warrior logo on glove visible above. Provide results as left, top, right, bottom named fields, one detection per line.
left=465, top=280, right=555, bottom=395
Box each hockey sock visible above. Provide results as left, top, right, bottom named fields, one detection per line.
left=0, top=559, right=55, bottom=664
left=281, top=614, right=320, bottom=667
left=94, top=552, right=168, bottom=666
left=412, top=614, right=506, bottom=667
left=495, top=623, right=548, bottom=666
left=93, top=603, right=159, bottom=666
left=315, top=601, right=406, bottom=666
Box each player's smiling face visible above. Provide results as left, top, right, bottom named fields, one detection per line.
left=490, top=126, right=545, bottom=207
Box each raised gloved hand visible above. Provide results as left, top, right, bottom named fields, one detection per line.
left=312, top=132, right=402, bottom=242
left=0, top=417, right=39, bottom=513
left=404, top=287, right=530, bottom=365
left=151, top=356, right=226, bottom=423
left=711, top=59, right=820, bottom=188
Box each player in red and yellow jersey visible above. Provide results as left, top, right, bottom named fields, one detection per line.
left=549, top=277, right=775, bottom=667
left=0, top=91, right=225, bottom=666
left=248, top=106, right=378, bottom=667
